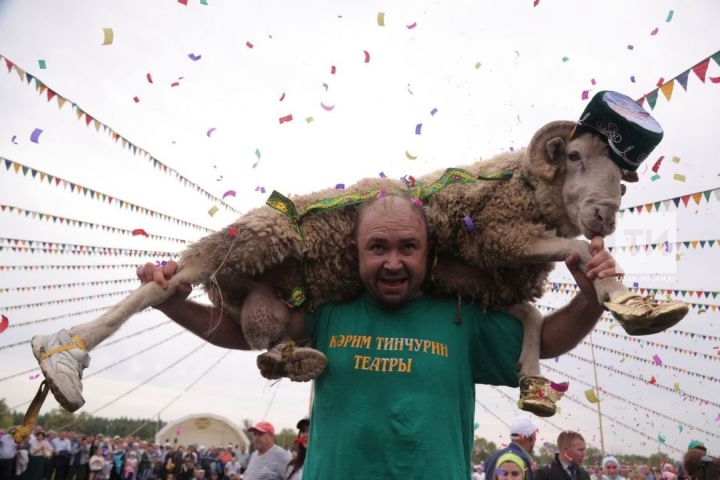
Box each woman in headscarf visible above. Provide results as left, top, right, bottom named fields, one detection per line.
left=494, top=452, right=528, bottom=480
left=602, top=456, right=625, bottom=480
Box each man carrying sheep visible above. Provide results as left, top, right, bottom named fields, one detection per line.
left=136, top=193, right=619, bottom=480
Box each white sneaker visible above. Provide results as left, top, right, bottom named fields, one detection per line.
left=31, top=329, right=90, bottom=412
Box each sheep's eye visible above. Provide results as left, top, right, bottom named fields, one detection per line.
left=621, top=184, right=627, bottom=196
left=568, top=151, right=581, bottom=162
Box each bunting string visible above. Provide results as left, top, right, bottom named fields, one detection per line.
left=636, top=49, right=720, bottom=110
left=1, top=204, right=194, bottom=245
left=0, top=277, right=137, bottom=294
left=0, top=54, right=241, bottom=216
left=619, top=185, right=720, bottom=214
left=1, top=157, right=215, bottom=234
left=0, top=289, right=134, bottom=311
left=606, top=239, right=720, bottom=254
left=0, top=264, right=138, bottom=271
left=541, top=362, right=720, bottom=440
left=548, top=281, right=720, bottom=302
left=589, top=328, right=719, bottom=363
left=0, top=237, right=180, bottom=258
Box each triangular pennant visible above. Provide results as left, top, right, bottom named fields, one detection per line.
left=700, top=240, right=706, bottom=248
left=676, top=70, right=690, bottom=91
left=692, top=193, right=703, bottom=204
left=713, top=51, right=720, bottom=65
left=645, top=203, right=653, bottom=213
left=4, top=58, right=13, bottom=72
left=672, top=197, right=681, bottom=208
left=37, top=83, right=47, bottom=95
left=637, top=205, right=644, bottom=213
left=645, top=90, right=659, bottom=110
left=57, top=96, right=67, bottom=109
left=692, top=58, right=710, bottom=83
left=636, top=96, right=645, bottom=107
left=681, top=195, right=691, bottom=206
left=704, top=190, right=712, bottom=202
left=654, top=201, right=661, bottom=211
left=47, top=89, right=56, bottom=102
left=660, top=80, right=674, bottom=101
left=14, top=65, right=25, bottom=82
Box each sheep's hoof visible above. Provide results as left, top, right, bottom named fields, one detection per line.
left=517, top=375, right=566, bottom=418
left=604, top=293, right=689, bottom=336
left=256, top=342, right=327, bottom=383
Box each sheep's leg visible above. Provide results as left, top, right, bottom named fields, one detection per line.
left=31, top=263, right=208, bottom=412
left=506, top=303, right=564, bottom=417
left=524, top=236, right=688, bottom=335
left=248, top=285, right=327, bottom=382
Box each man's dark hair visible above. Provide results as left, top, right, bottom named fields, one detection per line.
left=684, top=450, right=719, bottom=480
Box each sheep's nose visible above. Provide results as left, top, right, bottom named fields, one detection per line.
left=595, top=208, right=616, bottom=230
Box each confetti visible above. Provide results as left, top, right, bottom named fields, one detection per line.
left=651, top=174, right=660, bottom=182
left=405, top=151, right=418, bottom=160
left=650, top=27, right=659, bottom=36
left=666, top=10, right=674, bottom=22
left=463, top=215, right=476, bottom=231
left=30, top=128, right=43, bottom=143
left=171, top=81, right=180, bottom=87
left=716, top=413, right=720, bottom=422
left=630, top=75, right=636, bottom=83
left=279, top=92, right=285, bottom=101
left=146, top=73, right=153, bottom=83
left=101, top=28, right=114, bottom=45
left=222, top=190, right=236, bottom=199
left=177, top=0, right=187, bottom=5
left=305, top=116, right=314, bottom=123
left=474, top=62, right=481, bottom=69
left=671, top=156, right=680, bottom=163
left=591, top=78, right=597, bottom=85
left=474, top=422, right=479, bottom=430
left=415, top=124, right=422, bottom=135
left=227, top=226, right=238, bottom=238
left=363, top=50, right=370, bottom=63
left=652, top=354, right=662, bottom=365
left=581, top=90, right=590, bottom=100
left=627, top=44, right=634, bottom=50
left=584, top=388, right=600, bottom=403
left=562, top=56, right=569, bottom=63
left=320, top=102, right=335, bottom=111
left=330, top=65, right=336, bottom=74
left=648, top=376, right=657, bottom=384
left=407, top=84, right=414, bottom=95
left=200, top=0, right=208, bottom=4
left=406, top=22, right=417, bottom=29
left=322, top=83, right=329, bottom=91
left=533, top=0, right=540, bottom=6
left=206, top=127, right=216, bottom=137
left=133, top=96, right=140, bottom=103
left=335, top=183, right=345, bottom=190
left=679, top=425, right=683, bottom=433
left=658, top=433, right=666, bottom=444
left=550, top=381, right=569, bottom=392
left=29, top=373, right=40, bottom=380
left=246, top=41, right=254, bottom=49
left=430, top=107, right=438, bottom=116
left=0, top=314, right=8, bottom=334
left=188, top=53, right=202, bottom=61
left=710, top=76, right=720, bottom=84
left=379, top=172, right=387, bottom=178
left=279, top=114, right=293, bottom=124
left=132, top=229, right=149, bottom=237
left=176, top=428, right=183, bottom=436
left=377, top=12, right=386, bottom=26
left=38, top=59, right=46, bottom=69
left=411, top=198, right=424, bottom=207
left=673, top=173, right=686, bottom=182
left=208, top=206, right=219, bottom=217
left=513, top=50, right=520, bottom=59
left=11, top=135, right=18, bottom=144
left=651, top=155, right=664, bottom=173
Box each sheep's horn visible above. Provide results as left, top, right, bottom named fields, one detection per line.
left=527, top=121, right=576, bottom=182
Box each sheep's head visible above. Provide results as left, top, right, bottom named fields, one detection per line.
left=527, top=121, right=637, bottom=239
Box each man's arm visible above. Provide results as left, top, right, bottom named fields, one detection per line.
left=539, top=236, right=616, bottom=359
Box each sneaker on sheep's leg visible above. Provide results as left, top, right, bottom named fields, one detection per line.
left=604, top=293, right=689, bottom=336
left=256, top=342, right=327, bottom=382
left=31, top=329, right=90, bottom=412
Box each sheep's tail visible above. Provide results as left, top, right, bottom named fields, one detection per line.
left=69, top=265, right=208, bottom=351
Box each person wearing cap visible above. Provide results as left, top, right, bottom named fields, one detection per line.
left=536, top=431, right=590, bottom=480
left=494, top=453, right=530, bottom=480
left=683, top=449, right=719, bottom=480
left=485, top=417, right=538, bottom=480
left=602, top=456, right=626, bottom=480
left=688, top=441, right=708, bottom=454
left=242, top=422, right=290, bottom=480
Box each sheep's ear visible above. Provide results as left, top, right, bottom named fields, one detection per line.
left=621, top=170, right=639, bottom=183
left=620, top=184, right=627, bottom=196
left=527, top=121, right=576, bottom=183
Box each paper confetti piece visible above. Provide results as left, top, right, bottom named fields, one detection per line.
left=279, top=114, right=293, bottom=124
left=200, top=0, right=208, bottom=4
left=405, top=150, right=418, bottom=160
left=177, top=0, right=187, bottom=5
left=188, top=53, right=202, bottom=61
left=335, top=183, right=345, bottom=190
left=474, top=422, right=479, bottom=430
left=463, top=215, right=476, bottom=231
left=30, top=128, right=43, bottom=143
left=513, top=50, right=520, bottom=59
left=666, top=10, right=674, bottom=22
left=132, top=228, right=149, bottom=237
left=710, top=76, right=720, bottom=84
left=222, top=190, right=236, bottom=199
left=648, top=375, right=657, bottom=384
left=379, top=172, right=387, bottom=178
left=363, top=50, right=370, bottom=63
left=322, top=83, right=329, bottom=91
left=562, top=56, right=569, bottom=63
left=673, top=173, right=686, bottom=182
left=591, top=78, right=597, bottom=85
left=715, top=413, right=720, bottom=422
left=671, top=156, right=680, bottom=163
left=533, top=0, right=540, bottom=6
left=627, top=44, right=634, bottom=50
left=38, top=59, right=46, bottom=69
left=227, top=226, right=238, bottom=238
left=208, top=206, right=219, bottom=217
left=255, top=186, right=266, bottom=194
left=652, top=354, right=662, bottom=365
left=377, top=12, right=386, bottom=26
left=651, top=155, right=664, bottom=173
left=305, top=116, right=314, bottom=123
left=279, top=92, right=285, bottom=101
left=658, top=433, right=666, bottom=444
left=133, top=96, right=140, bottom=103
left=29, top=373, right=40, bottom=379
left=320, top=102, right=335, bottom=111
left=101, top=28, right=114, bottom=45
left=650, top=27, right=659, bottom=36
left=171, top=81, right=180, bottom=87
left=11, top=135, right=18, bottom=144
left=474, top=62, right=481, bottom=69
left=651, top=174, right=660, bottom=181
left=581, top=90, right=590, bottom=100
left=0, top=314, right=8, bottom=334
left=206, top=127, right=216, bottom=137
left=584, top=388, right=600, bottom=403
left=406, top=22, right=417, bottom=29
left=550, top=381, right=569, bottom=392
left=679, top=425, right=684, bottom=432
left=430, top=107, right=438, bottom=116
left=146, top=73, right=153, bottom=83
left=415, top=124, right=422, bottom=135
left=330, top=65, right=336, bottom=74
left=630, top=75, right=636, bottom=83
left=246, top=41, right=254, bottom=49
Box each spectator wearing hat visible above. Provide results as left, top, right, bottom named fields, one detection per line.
left=243, top=422, right=290, bottom=480
left=485, top=417, right=538, bottom=480
left=286, top=418, right=310, bottom=480
left=683, top=449, right=718, bottom=480
left=494, top=453, right=530, bottom=480
left=602, top=456, right=625, bottom=480
left=536, top=431, right=590, bottom=480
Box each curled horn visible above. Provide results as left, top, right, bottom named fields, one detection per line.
left=527, top=120, right=576, bottom=182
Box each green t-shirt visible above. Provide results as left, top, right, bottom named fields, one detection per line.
left=303, top=293, right=523, bottom=480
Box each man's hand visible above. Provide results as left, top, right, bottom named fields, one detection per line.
left=564, top=236, right=620, bottom=299
left=136, top=260, right=192, bottom=311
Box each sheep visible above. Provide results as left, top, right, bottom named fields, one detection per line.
left=27, top=118, right=689, bottom=431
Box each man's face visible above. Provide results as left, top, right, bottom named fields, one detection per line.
left=355, top=197, right=428, bottom=308
left=563, top=439, right=586, bottom=466
left=251, top=431, right=273, bottom=454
